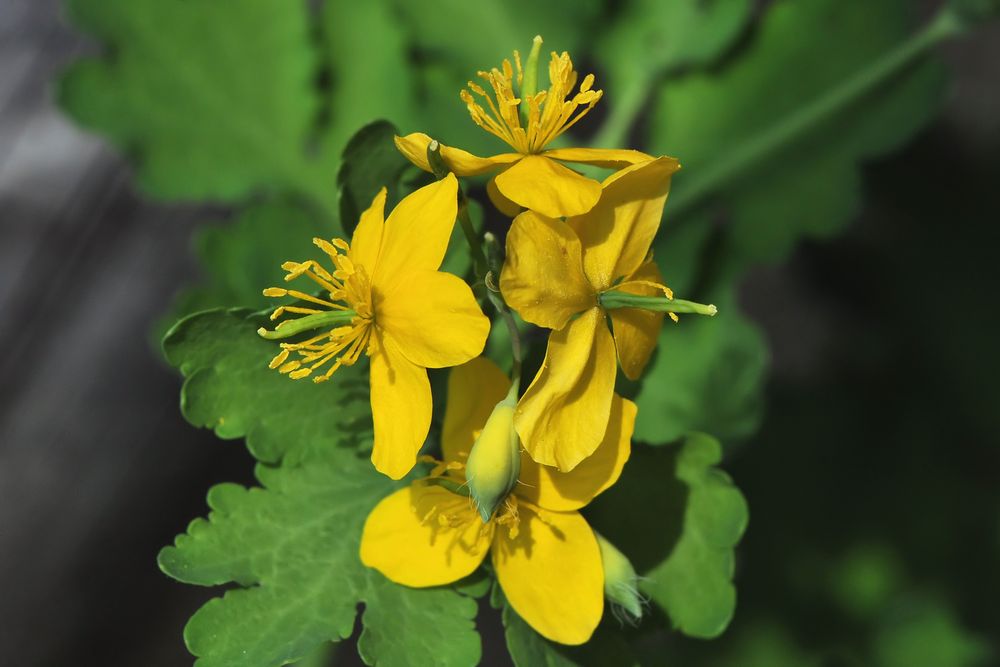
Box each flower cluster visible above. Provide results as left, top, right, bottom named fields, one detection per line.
left=258, top=37, right=714, bottom=645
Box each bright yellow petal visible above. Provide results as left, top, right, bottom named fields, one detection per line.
left=494, top=155, right=603, bottom=219
left=486, top=175, right=522, bottom=217
left=394, top=132, right=520, bottom=176
left=567, top=156, right=680, bottom=289
left=361, top=485, right=492, bottom=587
left=517, top=394, right=635, bottom=512
left=492, top=506, right=603, bottom=645
left=377, top=270, right=490, bottom=369
left=369, top=330, right=431, bottom=479
left=542, top=147, right=654, bottom=169
left=500, top=211, right=594, bottom=330
left=514, top=307, right=617, bottom=471
left=442, top=357, right=511, bottom=464
left=349, top=187, right=386, bottom=272
left=608, top=260, right=667, bottom=380
left=373, top=174, right=457, bottom=292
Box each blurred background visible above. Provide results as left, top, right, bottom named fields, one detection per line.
left=1, top=0, right=998, bottom=665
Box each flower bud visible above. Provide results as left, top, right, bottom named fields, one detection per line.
left=597, top=533, right=643, bottom=622
left=465, top=397, right=521, bottom=523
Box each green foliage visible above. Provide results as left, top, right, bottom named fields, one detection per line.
left=633, top=296, right=768, bottom=445
left=651, top=0, right=947, bottom=268
left=337, top=121, right=413, bottom=236
left=59, top=0, right=334, bottom=209
left=502, top=605, right=639, bottom=667
left=56, top=0, right=996, bottom=663
left=874, top=598, right=992, bottom=667
left=165, top=202, right=337, bottom=327
left=588, top=434, right=748, bottom=638
left=158, top=456, right=480, bottom=667
left=163, top=309, right=371, bottom=466
left=593, top=0, right=751, bottom=148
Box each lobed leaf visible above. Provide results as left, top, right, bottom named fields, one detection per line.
left=587, top=434, right=748, bottom=638
left=163, top=308, right=371, bottom=466
left=159, top=455, right=480, bottom=667
left=59, top=0, right=334, bottom=210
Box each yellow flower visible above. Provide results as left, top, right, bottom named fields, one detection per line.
left=395, top=37, right=661, bottom=219
left=259, top=175, right=490, bottom=480
left=499, top=157, right=679, bottom=471
left=360, top=357, right=637, bottom=645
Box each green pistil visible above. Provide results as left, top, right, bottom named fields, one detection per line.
left=257, top=309, right=357, bottom=340
left=599, top=291, right=718, bottom=316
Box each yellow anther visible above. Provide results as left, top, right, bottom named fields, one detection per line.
left=269, top=349, right=290, bottom=369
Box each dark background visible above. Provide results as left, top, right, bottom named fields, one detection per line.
left=1, top=1, right=998, bottom=665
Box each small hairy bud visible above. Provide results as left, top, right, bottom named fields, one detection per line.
left=597, top=533, right=644, bottom=623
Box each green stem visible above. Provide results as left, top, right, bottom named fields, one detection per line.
left=666, top=5, right=965, bottom=219
left=599, top=291, right=717, bottom=316
left=426, top=140, right=489, bottom=278
left=482, top=231, right=523, bottom=395
left=257, top=309, right=356, bottom=339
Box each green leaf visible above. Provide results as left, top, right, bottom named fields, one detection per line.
left=587, top=435, right=748, bottom=638
left=874, top=597, right=992, bottom=667
left=502, top=605, right=639, bottom=667
left=592, top=0, right=751, bottom=148
left=159, top=455, right=481, bottom=667
left=164, top=201, right=337, bottom=327
left=163, top=309, right=371, bottom=466
left=337, top=121, right=414, bottom=236
left=320, top=1, right=417, bottom=157
left=632, top=296, right=768, bottom=445
left=59, top=0, right=334, bottom=210
left=653, top=0, right=949, bottom=267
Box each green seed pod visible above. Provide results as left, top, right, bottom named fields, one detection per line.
left=597, top=533, right=643, bottom=622
left=465, top=397, right=521, bottom=522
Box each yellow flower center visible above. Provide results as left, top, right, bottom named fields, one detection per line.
left=262, top=237, right=375, bottom=384
left=414, top=481, right=493, bottom=557
left=460, top=50, right=602, bottom=155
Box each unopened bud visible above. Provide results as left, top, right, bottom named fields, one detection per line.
left=465, top=397, right=520, bottom=522
left=597, top=533, right=643, bottom=623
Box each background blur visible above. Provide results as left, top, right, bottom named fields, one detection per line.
left=1, top=0, right=998, bottom=665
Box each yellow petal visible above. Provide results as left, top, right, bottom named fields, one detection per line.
left=377, top=270, right=490, bottom=369
left=492, top=506, right=603, bottom=645
left=394, top=132, right=520, bottom=176
left=369, top=330, right=431, bottom=479
left=361, top=485, right=492, bottom=587
left=442, top=357, right=511, bottom=464
left=608, top=260, right=667, bottom=380
left=567, top=156, right=680, bottom=289
left=500, top=211, right=595, bottom=330
left=514, top=307, right=617, bottom=471
left=517, top=394, right=635, bottom=512
left=486, top=175, right=522, bottom=217
left=494, top=155, right=603, bottom=219
left=373, top=174, right=457, bottom=293
left=542, top=146, right=655, bottom=169
left=349, top=187, right=386, bottom=272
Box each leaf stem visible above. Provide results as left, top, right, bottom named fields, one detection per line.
left=665, top=5, right=966, bottom=219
